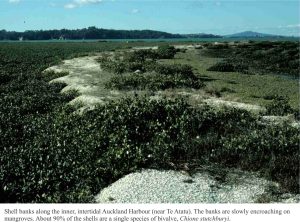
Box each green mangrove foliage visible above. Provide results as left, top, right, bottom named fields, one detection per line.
left=1, top=96, right=299, bottom=203
left=203, top=41, right=299, bottom=77
left=98, top=45, right=178, bottom=74
left=106, top=72, right=204, bottom=91
left=156, top=45, right=178, bottom=59
left=99, top=46, right=204, bottom=90
left=207, top=61, right=249, bottom=73
left=265, top=95, right=295, bottom=116
left=207, top=61, right=235, bottom=72
left=0, top=42, right=126, bottom=202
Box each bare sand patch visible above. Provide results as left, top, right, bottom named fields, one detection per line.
left=132, top=44, right=202, bottom=51
left=44, top=55, right=121, bottom=108
left=95, top=167, right=299, bottom=203
left=203, top=97, right=264, bottom=112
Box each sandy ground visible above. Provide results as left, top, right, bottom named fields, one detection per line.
left=95, top=168, right=299, bottom=203
left=132, top=45, right=202, bottom=50
left=44, top=55, right=121, bottom=108
left=203, top=97, right=263, bottom=112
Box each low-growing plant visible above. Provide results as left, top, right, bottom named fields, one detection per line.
left=124, top=49, right=158, bottom=62
left=233, top=63, right=249, bottom=73
left=207, top=61, right=235, bottom=72
left=205, top=87, right=222, bottom=97
left=156, top=45, right=177, bottom=59
left=98, top=54, right=156, bottom=74
left=207, top=44, right=229, bottom=50
left=99, top=48, right=204, bottom=91
left=153, top=64, right=196, bottom=79
left=2, top=95, right=299, bottom=202
left=220, top=87, right=236, bottom=93
left=97, top=57, right=127, bottom=74
left=204, top=41, right=300, bottom=77
left=266, top=95, right=294, bottom=116
left=207, top=60, right=250, bottom=73
left=105, top=73, right=204, bottom=91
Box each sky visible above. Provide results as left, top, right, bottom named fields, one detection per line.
left=0, top=0, right=299, bottom=36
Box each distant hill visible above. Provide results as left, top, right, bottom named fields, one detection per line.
left=226, top=31, right=282, bottom=38
left=0, top=27, right=184, bottom=41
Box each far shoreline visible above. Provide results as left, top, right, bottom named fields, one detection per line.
left=0, top=37, right=299, bottom=43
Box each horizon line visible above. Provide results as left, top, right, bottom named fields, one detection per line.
left=1, top=27, right=299, bottom=37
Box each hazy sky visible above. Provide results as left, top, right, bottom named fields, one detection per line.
left=0, top=0, right=299, bottom=36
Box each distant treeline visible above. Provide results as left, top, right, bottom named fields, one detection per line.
left=0, top=27, right=222, bottom=41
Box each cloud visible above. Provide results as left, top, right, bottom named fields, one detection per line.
left=286, top=24, right=300, bottom=28
left=64, top=0, right=102, bottom=9
left=64, top=3, right=77, bottom=9
left=75, top=0, right=102, bottom=5
left=278, top=24, right=300, bottom=29
left=131, top=9, right=139, bottom=14
left=8, top=0, right=21, bottom=3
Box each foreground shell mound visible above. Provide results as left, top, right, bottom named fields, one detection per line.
left=95, top=168, right=299, bottom=203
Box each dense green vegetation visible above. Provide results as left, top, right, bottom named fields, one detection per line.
left=99, top=46, right=204, bottom=90
left=99, top=46, right=178, bottom=74
left=207, top=61, right=236, bottom=72
left=204, top=41, right=299, bottom=77
left=265, top=95, right=295, bottom=117
left=0, top=42, right=127, bottom=202
left=0, top=41, right=299, bottom=203
left=106, top=71, right=204, bottom=91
